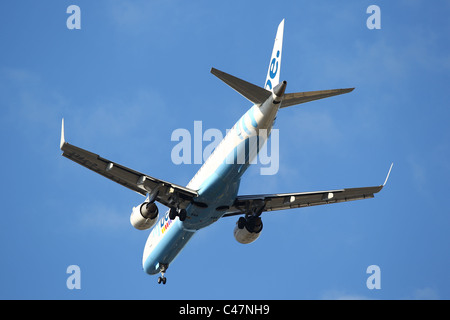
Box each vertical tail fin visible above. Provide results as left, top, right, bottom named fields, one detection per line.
left=264, top=19, right=285, bottom=91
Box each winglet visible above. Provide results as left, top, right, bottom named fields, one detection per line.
left=60, top=118, right=65, bottom=150
left=383, top=163, right=394, bottom=186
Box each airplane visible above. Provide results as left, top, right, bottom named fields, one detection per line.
left=60, top=19, right=392, bottom=285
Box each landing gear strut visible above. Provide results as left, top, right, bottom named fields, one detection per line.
left=157, top=264, right=168, bottom=285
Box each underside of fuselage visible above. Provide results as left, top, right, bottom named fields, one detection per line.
left=142, top=136, right=256, bottom=275
left=143, top=94, right=283, bottom=276
left=142, top=156, right=244, bottom=275
left=183, top=94, right=282, bottom=230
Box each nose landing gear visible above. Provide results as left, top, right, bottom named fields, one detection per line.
left=157, top=263, right=168, bottom=285
left=157, top=276, right=166, bottom=284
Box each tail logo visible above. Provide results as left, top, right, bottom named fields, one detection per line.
left=265, top=50, right=280, bottom=90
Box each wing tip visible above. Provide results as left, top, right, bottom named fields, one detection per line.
left=383, top=163, right=394, bottom=187
left=60, top=118, right=65, bottom=150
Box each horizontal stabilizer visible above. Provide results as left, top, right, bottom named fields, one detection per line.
left=211, top=68, right=271, bottom=105
left=281, top=88, right=354, bottom=109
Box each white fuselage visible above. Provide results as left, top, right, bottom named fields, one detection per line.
left=142, top=94, right=281, bottom=274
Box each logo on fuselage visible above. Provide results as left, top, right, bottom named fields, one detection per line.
left=149, top=211, right=174, bottom=244
left=159, top=212, right=173, bottom=234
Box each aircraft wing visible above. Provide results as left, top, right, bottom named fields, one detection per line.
left=222, top=165, right=393, bottom=217
left=60, top=120, right=198, bottom=209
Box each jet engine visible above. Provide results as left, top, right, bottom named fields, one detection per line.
left=130, top=202, right=159, bottom=230
left=233, top=216, right=263, bottom=244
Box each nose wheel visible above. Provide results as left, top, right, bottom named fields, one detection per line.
left=157, top=264, right=168, bottom=285
left=157, top=276, right=166, bottom=284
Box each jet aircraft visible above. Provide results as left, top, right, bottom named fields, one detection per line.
left=60, top=20, right=392, bottom=284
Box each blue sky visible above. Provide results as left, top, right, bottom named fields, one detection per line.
left=0, top=0, right=449, bottom=299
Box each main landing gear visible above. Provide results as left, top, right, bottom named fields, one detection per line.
left=157, top=264, right=168, bottom=285
left=169, top=207, right=187, bottom=221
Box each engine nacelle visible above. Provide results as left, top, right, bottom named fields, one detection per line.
left=130, top=202, right=159, bottom=230
left=233, top=216, right=263, bottom=244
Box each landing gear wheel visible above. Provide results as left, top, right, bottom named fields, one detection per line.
left=237, top=217, right=246, bottom=229
left=168, top=208, right=187, bottom=221
left=169, top=208, right=177, bottom=220
left=157, top=276, right=167, bottom=285
left=179, top=209, right=187, bottom=221
left=157, top=263, right=169, bottom=285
